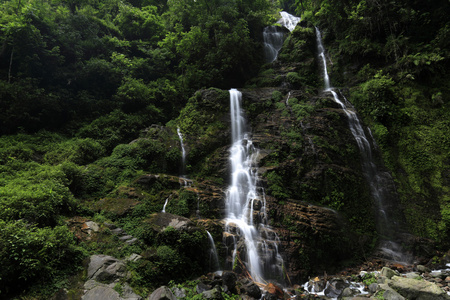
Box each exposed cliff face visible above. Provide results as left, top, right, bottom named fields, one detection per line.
left=119, top=25, right=411, bottom=284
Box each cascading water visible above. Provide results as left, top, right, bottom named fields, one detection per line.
left=224, top=89, right=284, bottom=284
left=263, top=11, right=301, bottom=62
left=162, top=197, right=169, bottom=213
left=263, top=26, right=285, bottom=62
left=207, top=231, right=220, bottom=272
left=177, top=127, right=187, bottom=178
left=315, top=27, right=410, bottom=263
left=278, top=11, right=301, bottom=32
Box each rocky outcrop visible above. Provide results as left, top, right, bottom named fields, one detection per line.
left=82, top=255, right=142, bottom=300
left=87, top=255, right=127, bottom=282
left=145, top=212, right=196, bottom=232
left=388, top=276, right=450, bottom=300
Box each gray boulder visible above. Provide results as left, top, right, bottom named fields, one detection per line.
left=381, top=267, right=399, bottom=279
left=389, top=276, right=450, bottom=300
left=148, top=286, right=177, bottom=300
left=87, top=255, right=127, bottom=282
left=82, top=286, right=121, bottom=300
left=82, top=281, right=141, bottom=300
left=202, top=286, right=224, bottom=300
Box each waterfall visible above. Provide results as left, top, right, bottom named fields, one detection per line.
left=177, top=127, right=187, bottom=177
left=224, top=89, right=284, bottom=284
left=162, top=198, right=169, bottom=213
left=263, top=12, right=301, bottom=62
left=207, top=231, right=220, bottom=272
left=278, top=11, right=301, bottom=32
left=263, top=26, right=285, bottom=62
left=315, top=27, right=410, bottom=263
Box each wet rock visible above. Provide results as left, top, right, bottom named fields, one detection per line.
left=148, top=286, right=177, bottom=300
left=264, top=283, right=283, bottom=299
left=222, top=271, right=237, bottom=294
left=242, top=282, right=262, bottom=299
left=324, top=278, right=349, bottom=298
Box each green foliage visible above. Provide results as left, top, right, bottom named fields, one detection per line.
left=291, top=101, right=314, bottom=121
left=362, top=272, right=378, bottom=286
left=352, top=71, right=399, bottom=126
left=0, top=163, right=75, bottom=226
left=265, top=171, right=290, bottom=200
left=0, top=220, right=84, bottom=294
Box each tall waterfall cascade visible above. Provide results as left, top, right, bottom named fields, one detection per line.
left=315, top=27, right=410, bottom=263
left=263, top=12, right=301, bottom=62
left=223, top=89, right=284, bottom=283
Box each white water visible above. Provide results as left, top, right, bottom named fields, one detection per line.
left=177, top=127, right=187, bottom=177
left=162, top=197, right=169, bottom=213
left=207, top=231, right=220, bottom=272
left=224, top=89, right=284, bottom=284
left=278, top=11, right=301, bottom=32
left=315, top=27, right=409, bottom=263
left=263, top=26, right=285, bottom=62
left=263, top=12, right=300, bottom=62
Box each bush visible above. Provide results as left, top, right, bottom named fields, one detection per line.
left=0, top=220, right=84, bottom=294
left=0, top=164, right=75, bottom=226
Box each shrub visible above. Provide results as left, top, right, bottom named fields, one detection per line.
left=0, top=220, right=84, bottom=294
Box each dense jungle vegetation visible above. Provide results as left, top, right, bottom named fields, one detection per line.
left=0, top=0, right=449, bottom=298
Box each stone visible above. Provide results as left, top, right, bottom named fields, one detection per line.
left=171, top=287, right=186, bottom=299
left=82, top=286, right=121, bottom=300
left=368, top=283, right=378, bottom=294
left=405, top=272, right=421, bottom=280
left=201, top=286, right=224, bottom=300
left=85, top=221, right=100, bottom=232
left=148, top=286, right=177, bottom=300
left=381, top=267, right=398, bottom=279
left=383, top=289, right=406, bottom=300
left=196, top=282, right=211, bottom=294
left=125, top=237, right=139, bottom=244
left=340, top=287, right=354, bottom=297
left=417, top=265, right=431, bottom=273
left=222, top=271, right=237, bottom=293
left=324, top=278, right=349, bottom=298
left=87, top=255, right=127, bottom=282
left=242, top=282, right=261, bottom=299
left=125, top=253, right=142, bottom=262
left=121, top=283, right=142, bottom=299
left=388, top=275, right=450, bottom=300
